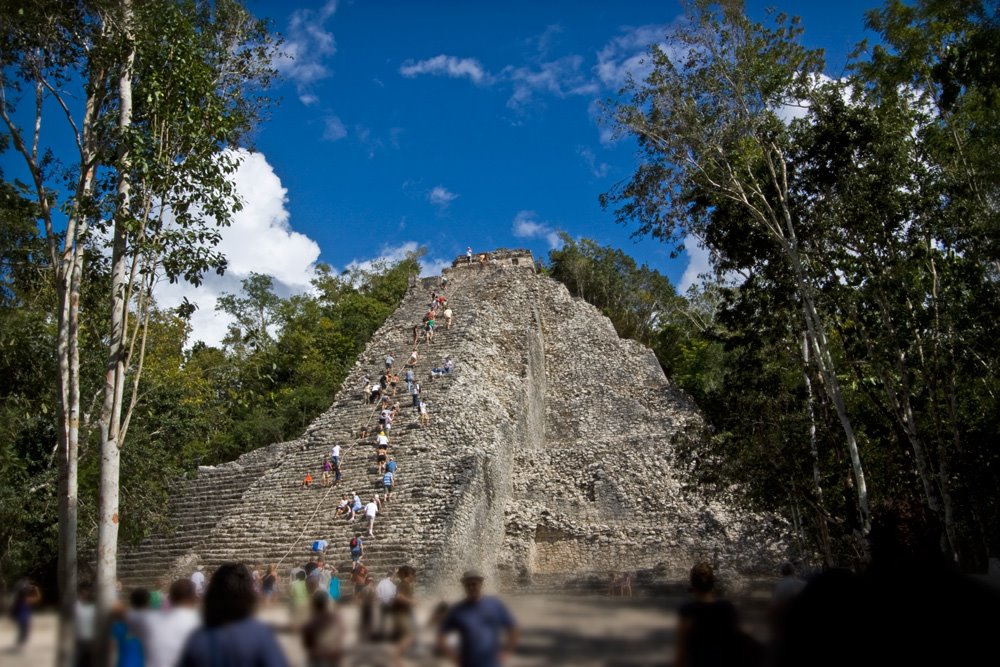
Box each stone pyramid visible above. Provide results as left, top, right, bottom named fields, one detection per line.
left=119, top=249, right=786, bottom=592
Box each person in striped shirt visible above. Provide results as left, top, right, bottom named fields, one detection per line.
left=382, top=470, right=395, bottom=503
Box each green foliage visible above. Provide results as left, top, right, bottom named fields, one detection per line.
left=0, top=152, right=422, bottom=582
left=603, top=0, right=1000, bottom=569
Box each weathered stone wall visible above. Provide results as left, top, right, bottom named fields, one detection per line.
left=119, top=252, right=789, bottom=593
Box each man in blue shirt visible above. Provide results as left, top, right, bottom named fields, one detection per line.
left=437, top=570, right=518, bottom=667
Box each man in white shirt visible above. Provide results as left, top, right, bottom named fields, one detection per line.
left=375, top=571, right=397, bottom=638
left=330, top=444, right=341, bottom=468
left=190, top=565, right=206, bottom=597
left=137, top=578, right=201, bottom=667
left=364, top=497, right=379, bottom=537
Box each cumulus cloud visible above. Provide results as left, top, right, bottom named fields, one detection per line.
left=154, top=150, right=321, bottom=347
left=428, top=186, right=458, bottom=209
left=512, top=210, right=562, bottom=250
left=322, top=114, right=347, bottom=141
left=595, top=23, right=673, bottom=90
left=399, top=55, right=489, bottom=85
left=274, top=0, right=339, bottom=104
left=576, top=145, right=609, bottom=178
left=678, top=235, right=713, bottom=293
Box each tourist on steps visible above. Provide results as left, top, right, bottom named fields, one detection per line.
left=376, top=441, right=389, bottom=476
left=349, top=534, right=364, bottom=570
left=364, top=496, right=379, bottom=537
left=411, top=381, right=421, bottom=409
left=419, top=400, right=430, bottom=427
left=321, top=456, right=333, bottom=487
left=444, top=306, right=453, bottom=329
left=349, top=493, right=363, bottom=522
left=383, top=469, right=395, bottom=502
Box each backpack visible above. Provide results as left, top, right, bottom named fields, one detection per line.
left=350, top=537, right=359, bottom=549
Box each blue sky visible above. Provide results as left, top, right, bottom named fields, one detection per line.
left=246, top=0, right=877, bottom=276
left=1, top=0, right=880, bottom=344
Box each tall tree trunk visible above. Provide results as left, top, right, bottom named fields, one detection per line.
left=801, top=331, right=833, bottom=566
left=55, top=248, right=81, bottom=667
left=786, top=232, right=870, bottom=533
left=95, top=2, right=134, bottom=664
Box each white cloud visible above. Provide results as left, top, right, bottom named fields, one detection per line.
left=576, top=145, right=609, bottom=178
left=595, top=23, right=672, bottom=90
left=512, top=210, right=562, bottom=250
left=428, top=186, right=458, bottom=209
left=678, top=235, right=712, bottom=293
left=773, top=73, right=841, bottom=125
left=154, top=150, right=321, bottom=347
left=273, top=0, right=339, bottom=104
left=322, top=114, right=347, bottom=141
left=346, top=241, right=450, bottom=278
left=399, top=55, right=489, bottom=85
left=505, top=55, right=599, bottom=111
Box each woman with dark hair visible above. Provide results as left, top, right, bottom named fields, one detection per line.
left=675, top=562, right=762, bottom=667
left=178, top=563, right=288, bottom=667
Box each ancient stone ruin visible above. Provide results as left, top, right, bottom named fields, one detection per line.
left=119, top=249, right=788, bottom=592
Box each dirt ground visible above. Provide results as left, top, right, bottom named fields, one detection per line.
left=0, top=590, right=771, bottom=667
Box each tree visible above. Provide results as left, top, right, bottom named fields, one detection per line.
left=603, top=0, right=871, bottom=531
left=1, top=1, right=277, bottom=663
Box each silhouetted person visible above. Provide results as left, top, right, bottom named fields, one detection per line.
left=10, top=578, right=40, bottom=649
left=770, top=499, right=1000, bottom=667
left=437, top=570, right=518, bottom=667
left=75, top=582, right=97, bottom=667
left=113, top=588, right=149, bottom=667
left=178, top=563, right=288, bottom=667
left=675, top=563, right=762, bottom=667
left=301, top=591, right=343, bottom=667
left=140, top=578, right=200, bottom=667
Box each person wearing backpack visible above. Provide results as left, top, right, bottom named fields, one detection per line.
left=350, top=534, right=364, bottom=571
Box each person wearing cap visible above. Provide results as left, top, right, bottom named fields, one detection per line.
left=437, top=570, right=518, bottom=667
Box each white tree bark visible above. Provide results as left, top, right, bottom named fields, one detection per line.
left=96, top=2, right=134, bottom=664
